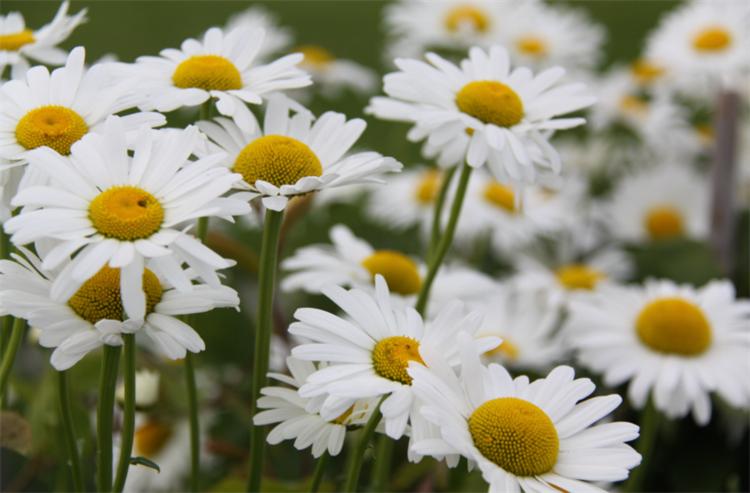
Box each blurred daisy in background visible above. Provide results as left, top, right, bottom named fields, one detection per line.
left=0, top=1, right=87, bottom=79
left=294, top=44, right=377, bottom=99
left=567, top=279, right=750, bottom=424
left=225, top=5, right=293, bottom=62
left=117, top=369, right=161, bottom=410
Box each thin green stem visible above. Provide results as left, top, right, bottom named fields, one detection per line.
left=113, top=335, right=136, bottom=493
left=247, top=208, right=285, bottom=493
left=415, top=164, right=473, bottom=316
left=625, top=399, right=660, bottom=492
left=343, top=397, right=384, bottom=493
left=57, top=370, right=84, bottom=492
left=309, top=452, right=329, bottom=493
left=426, top=166, right=457, bottom=262
left=185, top=352, right=200, bottom=492
left=199, top=100, right=213, bottom=122
left=0, top=317, right=26, bottom=407
left=96, top=345, right=122, bottom=493
left=370, top=434, right=394, bottom=492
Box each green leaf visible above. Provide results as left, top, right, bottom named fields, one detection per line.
left=129, top=456, right=161, bottom=473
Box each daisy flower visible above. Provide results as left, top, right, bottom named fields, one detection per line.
left=567, top=279, right=750, bottom=424
left=0, top=1, right=87, bottom=79
left=296, top=45, right=377, bottom=97
left=606, top=163, right=709, bottom=243
left=253, top=357, right=375, bottom=458
left=409, top=335, right=641, bottom=492
left=4, top=117, right=248, bottom=316
left=196, top=95, right=401, bottom=211
left=125, top=26, right=311, bottom=131
left=0, top=163, right=23, bottom=221
left=0, top=248, right=239, bottom=370
left=225, top=5, right=293, bottom=62
left=368, top=45, right=596, bottom=184
left=290, top=276, right=500, bottom=445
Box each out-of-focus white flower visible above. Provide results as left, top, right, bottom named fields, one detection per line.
left=225, top=5, right=293, bottom=62
left=117, top=370, right=160, bottom=409
left=296, top=45, right=377, bottom=98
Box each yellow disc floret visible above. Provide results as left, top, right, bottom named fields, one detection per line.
left=172, top=55, right=243, bottom=91
left=469, top=397, right=559, bottom=476
left=631, top=59, right=665, bottom=85
left=692, top=26, right=732, bottom=53
left=555, top=264, right=605, bottom=291
left=134, top=420, right=173, bottom=458
left=483, top=182, right=516, bottom=213
left=89, top=186, right=164, bottom=241
left=456, top=81, right=524, bottom=128
left=15, top=106, right=88, bottom=155
left=485, top=338, right=520, bottom=361
left=516, top=36, right=548, bottom=58
left=68, top=266, right=163, bottom=324
left=636, top=297, right=712, bottom=356
left=644, top=205, right=684, bottom=241
left=298, top=45, right=335, bottom=68
left=361, top=250, right=422, bottom=296
left=233, top=135, right=323, bottom=188
left=371, top=336, right=425, bottom=385
left=444, top=5, right=491, bottom=33
left=330, top=405, right=354, bottom=425
left=414, top=170, right=441, bottom=205
left=0, top=29, right=35, bottom=51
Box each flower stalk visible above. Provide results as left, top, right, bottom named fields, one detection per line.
left=58, top=370, right=84, bottom=492
left=97, top=345, right=122, bottom=493
left=426, top=165, right=457, bottom=262
left=342, top=397, right=385, bottom=492
left=113, top=334, right=136, bottom=493
left=0, top=317, right=26, bottom=407
left=309, top=451, right=329, bottom=493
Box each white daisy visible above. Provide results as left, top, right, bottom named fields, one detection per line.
left=225, top=5, right=293, bottom=62
left=409, top=335, right=641, bottom=492
left=0, top=1, right=87, bottom=79
left=4, top=116, right=248, bottom=317
left=567, top=279, right=750, bottom=424
left=125, top=26, right=311, bottom=131
left=0, top=162, right=23, bottom=221
left=253, top=357, right=375, bottom=458
left=196, top=95, right=401, bottom=211
left=606, top=163, right=709, bottom=243
left=368, top=45, right=596, bottom=184
left=289, top=276, right=500, bottom=447
left=0, top=248, right=239, bottom=370
left=296, top=45, right=377, bottom=98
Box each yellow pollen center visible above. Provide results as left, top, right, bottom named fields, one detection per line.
left=469, top=397, right=559, bottom=476
left=298, top=45, right=335, bottom=68
left=692, top=26, right=732, bottom=52
left=68, top=266, right=163, bottom=324
left=172, top=55, right=243, bottom=91
left=516, top=36, right=548, bottom=58
left=0, top=29, right=35, bottom=51
left=444, top=5, right=491, bottom=33
left=233, top=135, right=322, bottom=188
left=619, top=95, right=648, bottom=116
left=485, top=338, right=520, bottom=361
left=371, top=336, right=425, bottom=385
left=483, top=182, right=516, bottom=212
left=631, top=59, right=665, bottom=85
left=555, top=264, right=605, bottom=291
left=361, top=250, right=422, bottom=296
left=635, top=297, right=712, bottom=356
left=134, top=420, right=173, bottom=458
left=414, top=170, right=441, bottom=205
left=330, top=405, right=354, bottom=425
left=695, top=123, right=714, bottom=145
left=456, top=81, right=524, bottom=128
left=15, top=106, right=89, bottom=155
left=644, top=205, right=684, bottom=240
left=89, top=186, right=164, bottom=241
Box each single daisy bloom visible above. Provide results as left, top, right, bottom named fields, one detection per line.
left=290, top=276, right=500, bottom=444
left=296, top=45, right=377, bottom=97
left=0, top=248, right=240, bottom=370
left=368, top=45, right=596, bottom=184
left=197, top=95, right=401, bottom=211
left=253, top=357, right=375, bottom=458
left=225, top=5, right=293, bottom=62
left=0, top=1, right=87, bottom=79
left=606, top=163, right=709, bottom=243
left=567, top=279, right=750, bottom=424
left=4, top=117, right=248, bottom=316
left=0, top=47, right=165, bottom=168
left=126, top=26, right=311, bottom=131
left=409, top=335, right=641, bottom=492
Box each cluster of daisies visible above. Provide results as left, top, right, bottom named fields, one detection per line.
left=0, top=1, right=748, bottom=493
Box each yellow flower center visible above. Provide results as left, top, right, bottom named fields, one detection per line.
left=483, top=182, right=516, bottom=212
left=298, top=45, right=334, bottom=68
left=68, top=266, right=163, bottom=324
left=172, top=55, right=243, bottom=91
left=630, top=59, right=665, bottom=85
left=469, top=397, right=559, bottom=476
left=361, top=250, right=422, bottom=296
left=692, top=26, right=732, bottom=53
left=456, top=81, right=524, bottom=128
left=89, top=186, right=165, bottom=241
left=15, top=106, right=89, bottom=155
left=414, top=170, right=441, bottom=205
left=444, top=4, right=491, bottom=33
left=134, top=420, right=173, bottom=458
left=516, top=36, right=548, bottom=58
left=371, top=336, right=425, bottom=385
left=485, top=338, right=520, bottom=361
left=330, top=405, right=354, bottom=425
left=0, top=29, right=35, bottom=51
left=618, top=95, right=648, bottom=116
left=644, top=205, right=684, bottom=241
left=695, top=123, right=714, bottom=146
left=635, top=297, right=712, bottom=356
left=233, top=135, right=322, bottom=188
left=555, top=264, right=605, bottom=291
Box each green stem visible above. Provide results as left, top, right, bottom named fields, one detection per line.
left=370, top=434, right=394, bottom=492
left=426, top=166, right=457, bottom=262
left=0, top=317, right=26, bottom=407
left=96, top=345, right=121, bottom=493
left=247, top=208, right=285, bottom=493
left=199, top=100, right=213, bottom=122
left=58, top=370, right=84, bottom=492
left=185, top=352, right=200, bottom=492
left=309, top=452, right=329, bottom=493
left=415, top=164, right=473, bottom=316
left=343, top=397, right=384, bottom=493
left=112, top=335, right=136, bottom=493
left=625, top=399, right=660, bottom=492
